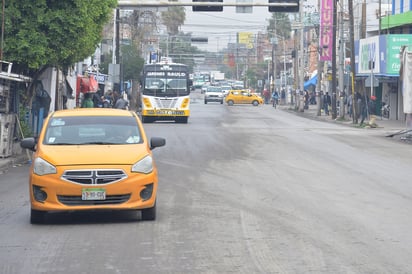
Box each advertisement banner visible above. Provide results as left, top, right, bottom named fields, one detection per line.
left=358, top=36, right=380, bottom=74
left=238, top=32, right=254, bottom=49
left=319, top=0, right=333, bottom=61
left=386, top=34, right=412, bottom=75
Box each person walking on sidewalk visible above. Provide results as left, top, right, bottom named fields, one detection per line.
left=323, top=92, right=331, bottom=115
left=304, top=90, right=310, bottom=109
left=263, top=88, right=270, bottom=104
left=359, top=95, right=369, bottom=126
left=368, top=95, right=377, bottom=127
left=346, top=93, right=353, bottom=118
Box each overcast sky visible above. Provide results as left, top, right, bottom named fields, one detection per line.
left=181, top=6, right=273, bottom=52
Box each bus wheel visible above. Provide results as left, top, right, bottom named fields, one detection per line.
left=176, top=117, right=188, bottom=124
left=141, top=116, right=153, bottom=123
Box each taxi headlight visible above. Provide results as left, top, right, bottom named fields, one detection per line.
left=33, top=157, right=57, bottom=175
left=132, top=155, right=153, bottom=174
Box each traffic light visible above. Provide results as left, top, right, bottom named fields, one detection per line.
left=191, top=37, right=209, bottom=43
left=268, top=0, right=299, bottom=13
left=192, top=0, right=223, bottom=12
left=291, top=50, right=296, bottom=58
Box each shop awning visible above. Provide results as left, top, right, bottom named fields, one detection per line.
left=76, top=75, right=98, bottom=94
left=304, top=75, right=317, bottom=89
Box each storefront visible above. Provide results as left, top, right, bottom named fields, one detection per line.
left=355, top=34, right=412, bottom=120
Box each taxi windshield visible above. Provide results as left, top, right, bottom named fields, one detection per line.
left=43, top=116, right=142, bottom=145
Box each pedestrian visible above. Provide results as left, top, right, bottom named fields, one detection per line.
left=114, top=95, right=129, bottom=110
left=304, top=90, right=310, bottom=109
left=81, top=93, right=94, bottom=108
left=92, top=92, right=103, bottom=108
left=102, top=91, right=114, bottom=108
left=368, top=95, right=377, bottom=127
left=309, top=91, right=316, bottom=105
left=355, top=91, right=362, bottom=119
left=281, top=89, right=286, bottom=105
left=346, top=93, right=353, bottom=118
left=323, top=92, right=331, bottom=115
left=263, top=88, right=270, bottom=104
left=359, top=95, right=369, bottom=126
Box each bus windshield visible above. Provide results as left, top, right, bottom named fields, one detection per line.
left=144, top=77, right=189, bottom=97
left=142, top=63, right=190, bottom=97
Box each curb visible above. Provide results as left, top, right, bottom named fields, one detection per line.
left=0, top=145, right=32, bottom=172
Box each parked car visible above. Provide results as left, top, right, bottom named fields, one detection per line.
left=225, top=90, right=264, bottom=106
left=20, top=108, right=166, bottom=224
left=204, top=86, right=224, bottom=104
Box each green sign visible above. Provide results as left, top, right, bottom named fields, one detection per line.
left=386, top=34, right=412, bottom=75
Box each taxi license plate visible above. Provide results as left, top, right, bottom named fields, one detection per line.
left=82, top=188, right=106, bottom=200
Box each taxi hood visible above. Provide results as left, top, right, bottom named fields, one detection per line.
left=38, top=144, right=149, bottom=166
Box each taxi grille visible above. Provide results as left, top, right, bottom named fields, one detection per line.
left=58, top=194, right=131, bottom=206
left=61, top=169, right=127, bottom=185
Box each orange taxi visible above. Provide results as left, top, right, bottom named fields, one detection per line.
left=225, top=90, right=264, bottom=106
left=21, top=108, right=165, bottom=223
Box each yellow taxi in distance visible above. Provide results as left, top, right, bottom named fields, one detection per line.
left=21, top=108, right=165, bottom=224
left=225, top=90, right=264, bottom=106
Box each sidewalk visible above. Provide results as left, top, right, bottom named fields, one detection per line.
left=277, top=102, right=402, bottom=128
left=278, top=102, right=411, bottom=142
left=0, top=144, right=31, bottom=173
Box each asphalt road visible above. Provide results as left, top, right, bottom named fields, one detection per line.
left=1, top=93, right=412, bottom=273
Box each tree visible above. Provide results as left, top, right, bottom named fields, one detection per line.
left=1, top=0, right=117, bottom=76
left=161, top=4, right=186, bottom=36
left=267, top=13, right=291, bottom=39
left=121, top=44, right=145, bottom=82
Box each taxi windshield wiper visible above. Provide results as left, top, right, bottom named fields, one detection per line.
left=80, top=141, right=119, bottom=145
left=49, top=142, right=79, bottom=145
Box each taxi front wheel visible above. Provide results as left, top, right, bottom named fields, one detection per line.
left=227, top=100, right=234, bottom=106
left=252, top=100, right=259, bottom=106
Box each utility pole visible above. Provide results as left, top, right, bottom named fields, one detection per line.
left=283, top=37, right=286, bottom=91
left=299, top=0, right=305, bottom=112
left=316, top=51, right=323, bottom=116
left=331, top=0, right=337, bottom=119
left=112, top=9, right=117, bottom=65
left=272, top=20, right=277, bottom=96
left=348, top=0, right=357, bottom=124
left=316, top=0, right=322, bottom=116
left=338, top=3, right=345, bottom=118
left=271, top=41, right=275, bottom=94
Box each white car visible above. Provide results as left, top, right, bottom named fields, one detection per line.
left=221, top=85, right=232, bottom=96
left=204, top=86, right=224, bottom=104
left=201, top=84, right=210, bottom=94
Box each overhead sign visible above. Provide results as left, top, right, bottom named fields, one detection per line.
left=319, top=0, right=333, bottom=61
